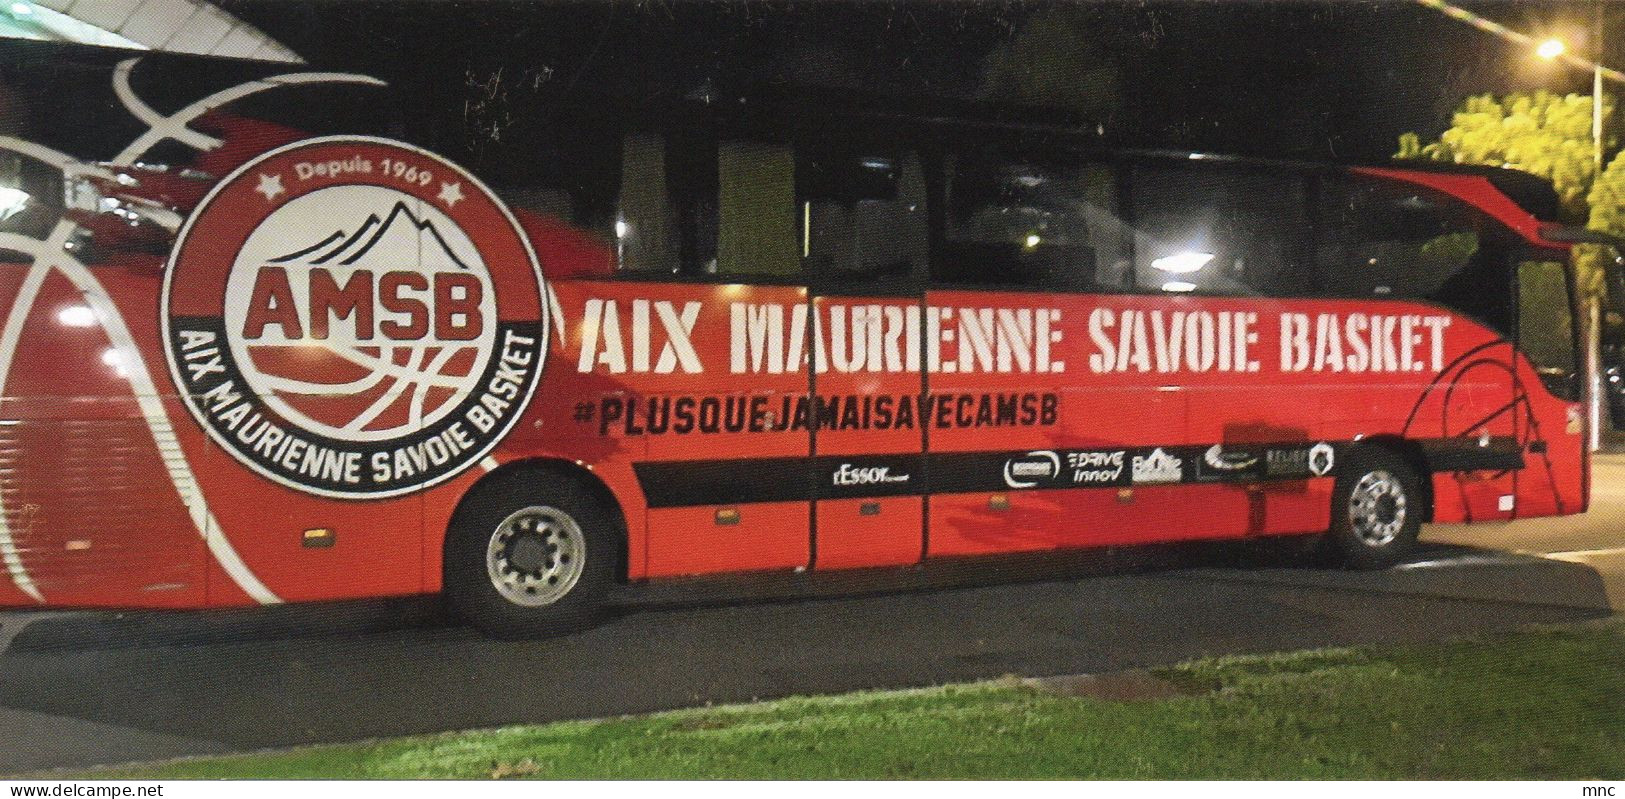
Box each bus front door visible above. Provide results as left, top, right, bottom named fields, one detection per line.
left=1511, top=257, right=1586, bottom=518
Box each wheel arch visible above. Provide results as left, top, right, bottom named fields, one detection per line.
left=1349, top=435, right=1435, bottom=523
left=447, top=458, right=631, bottom=584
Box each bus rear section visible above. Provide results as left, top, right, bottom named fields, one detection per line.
left=0, top=56, right=1592, bottom=637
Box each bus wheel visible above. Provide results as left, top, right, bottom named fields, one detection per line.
left=444, top=473, right=617, bottom=638
left=1326, top=447, right=1421, bottom=570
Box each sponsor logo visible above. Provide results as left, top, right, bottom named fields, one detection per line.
left=1195, top=444, right=1262, bottom=481
left=1066, top=450, right=1127, bottom=484
left=1131, top=448, right=1183, bottom=484
left=162, top=136, right=547, bottom=498
left=1264, top=447, right=1311, bottom=477
left=1202, top=444, right=1258, bottom=471
left=1004, top=450, right=1061, bottom=488
left=1309, top=442, right=1335, bottom=477
left=832, top=463, right=910, bottom=486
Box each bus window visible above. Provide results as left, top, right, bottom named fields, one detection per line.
left=1518, top=259, right=1580, bottom=400
left=616, top=132, right=802, bottom=279
left=797, top=148, right=927, bottom=283
left=1318, top=176, right=1516, bottom=335
left=1317, top=177, right=1485, bottom=298
left=716, top=140, right=800, bottom=277
left=0, top=151, right=59, bottom=245
left=616, top=133, right=681, bottom=274
left=936, top=156, right=1127, bottom=290
left=1129, top=163, right=1310, bottom=297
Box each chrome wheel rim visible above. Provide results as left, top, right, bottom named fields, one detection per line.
left=1348, top=470, right=1406, bottom=547
left=486, top=505, right=586, bottom=606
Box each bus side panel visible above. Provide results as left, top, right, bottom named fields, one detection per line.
left=810, top=295, right=925, bottom=571
left=1437, top=382, right=1519, bottom=523
left=60, top=264, right=429, bottom=607
left=102, top=268, right=427, bottom=608
left=1184, top=384, right=1332, bottom=539
left=1178, top=294, right=1328, bottom=539
left=1397, top=339, right=1518, bottom=523
left=0, top=267, right=206, bottom=608
left=1047, top=389, right=1193, bottom=546
left=639, top=282, right=811, bottom=577
left=923, top=289, right=1191, bottom=556
left=926, top=289, right=1080, bottom=557
left=546, top=280, right=812, bottom=580
left=196, top=455, right=423, bottom=605
left=0, top=256, right=440, bottom=609
left=0, top=397, right=204, bottom=608
left=1512, top=352, right=1586, bottom=518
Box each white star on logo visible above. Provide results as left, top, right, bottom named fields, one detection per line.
left=437, top=181, right=464, bottom=208
left=254, top=173, right=284, bottom=202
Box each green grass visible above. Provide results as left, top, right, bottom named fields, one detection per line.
left=91, top=619, right=1624, bottom=780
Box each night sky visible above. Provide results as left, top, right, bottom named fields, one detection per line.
left=203, top=1, right=1622, bottom=163
left=4, top=1, right=1620, bottom=169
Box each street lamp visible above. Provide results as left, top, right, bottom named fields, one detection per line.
left=1534, top=12, right=1604, bottom=168
left=1537, top=11, right=1610, bottom=451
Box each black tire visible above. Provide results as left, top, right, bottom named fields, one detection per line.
left=1324, top=446, right=1422, bottom=570
left=443, top=469, right=619, bottom=639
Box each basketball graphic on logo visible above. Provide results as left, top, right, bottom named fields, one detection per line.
left=225, top=187, right=496, bottom=441
left=163, top=137, right=548, bottom=499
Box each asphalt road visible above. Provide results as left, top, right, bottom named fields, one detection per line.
left=1, top=457, right=1621, bottom=775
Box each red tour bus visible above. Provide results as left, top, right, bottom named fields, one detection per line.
left=0, top=53, right=1594, bottom=637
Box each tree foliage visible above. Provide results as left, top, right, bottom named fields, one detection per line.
left=1397, top=90, right=1614, bottom=217
left=1399, top=90, right=1621, bottom=300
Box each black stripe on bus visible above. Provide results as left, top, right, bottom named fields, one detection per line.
left=631, top=438, right=1526, bottom=509
left=1417, top=437, right=1526, bottom=472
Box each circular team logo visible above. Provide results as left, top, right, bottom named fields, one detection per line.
left=163, top=136, right=548, bottom=499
